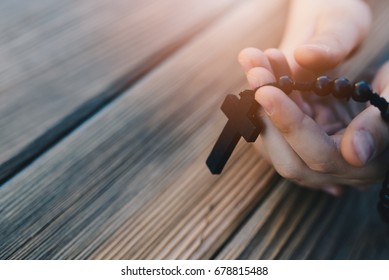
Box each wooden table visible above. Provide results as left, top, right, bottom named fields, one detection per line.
left=1, top=0, right=389, bottom=259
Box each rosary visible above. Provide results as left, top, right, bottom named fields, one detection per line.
left=206, top=75, right=389, bottom=223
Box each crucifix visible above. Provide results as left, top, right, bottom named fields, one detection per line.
left=206, top=89, right=262, bottom=174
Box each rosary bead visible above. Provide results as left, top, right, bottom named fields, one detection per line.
left=352, top=81, right=373, bottom=102
left=314, top=76, right=332, bottom=96
left=333, top=77, right=353, bottom=99
left=278, top=76, right=294, bottom=95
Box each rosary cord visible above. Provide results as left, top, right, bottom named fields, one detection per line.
left=378, top=170, right=389, bottom=223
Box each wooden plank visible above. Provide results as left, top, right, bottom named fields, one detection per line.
left=0, top=0, right=237, bottom=183
left=284, top=186, right=389, bottom=260
left=0, top=0, right=287, bottom=259
left=93, top=151, right=275, bottom=260
left=217, top=185, right=389, bottom=260
left=215, top=180, right=295, bottom=259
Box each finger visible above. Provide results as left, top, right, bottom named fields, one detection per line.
left=341, top=80, right=389, bottom=166
left=341, top=62, right=389, bottom=167
left=372, top=61, right=389, bottom=93
left=313, top=102, right=344, bottom=134
left=309, top=89, right=359, bottom=130
left=238, top=48, right=272, bottom=73
left=246, top=66, right=274, bottom=89
left=253, top=49, right=314, bottom=117
left=260, top=108, right=346, bottom=191
left=248, top=67, right=315, bottom=183
left=308, top=94, right=351, bottom=131
left=255, top=85, right=344, bottom=174
left=264, top=48, right=292, bottom=78
left=294, top=1, right=371, bottom=71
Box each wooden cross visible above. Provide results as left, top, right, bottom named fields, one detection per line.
left=206, top=90, right=263, bottom=174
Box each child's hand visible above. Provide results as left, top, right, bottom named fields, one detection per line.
left=238, top=0, right=389, bottom=195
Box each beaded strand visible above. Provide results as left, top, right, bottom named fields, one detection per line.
left=259, top=75, right=389, bottom=120
left=258, top=75, right=389, bottom=223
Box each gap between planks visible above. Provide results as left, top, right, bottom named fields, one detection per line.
left=0, top=0, right=288, bottom=259
left=0, top=0, right=239, bottom=185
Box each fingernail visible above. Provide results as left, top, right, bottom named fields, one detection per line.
left=247, top=71, right=261, bottom=89
left=322, top=185, right=340, bottom=196
left=301, top=43, right=331, bottom=54
left=352, top=130, right=375, bottom=164
left=261, top=100, right=273, bottom=116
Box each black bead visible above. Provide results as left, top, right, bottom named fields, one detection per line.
left=314, top=76, right=331, bottom=96
left=278, top=76, right=294, bottom=94
left=333, top=77, right=353, bottom=99
left=352, top=81, right=373, bottom=102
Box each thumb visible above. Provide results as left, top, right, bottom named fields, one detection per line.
left=294, top=0, right=371, bottom=71
left=341, top=63, right=389, bottom=167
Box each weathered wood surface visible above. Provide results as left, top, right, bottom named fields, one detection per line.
left=0, top=0, right=286, bottom=259
left=1, top=0, right=389, bottom=260
left=0, top=0, right=236, bottom=183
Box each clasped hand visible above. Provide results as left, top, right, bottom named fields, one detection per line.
left=239, top=0, right=389, bottom=195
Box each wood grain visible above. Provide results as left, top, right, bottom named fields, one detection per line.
left=0, top=0, right=237, bottom=183
left=0, top=0, right=287, bottom=259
